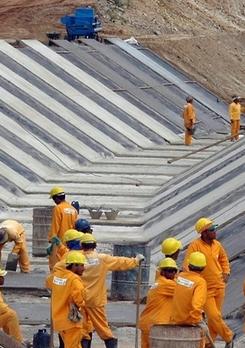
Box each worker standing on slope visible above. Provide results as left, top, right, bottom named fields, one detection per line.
left=139, top=258, right=177, bottom=348
left=48, top=187, right=78, bottom=270
left=46, top=251, right=88, bottom=348
left=183, top=217, right=235, bottom=348
left=155, top=237, right=182, bottom=280
left=182, top=96, right=196, bottom=145
left=0, top=268, right=26, bottom=344
left=170, top=252, right=207, bottom=347
left=0, top=220, right=30, bottom=273
left=80, top=233, right=144, bottom=348
left=229, top=95, right=241, bottom=141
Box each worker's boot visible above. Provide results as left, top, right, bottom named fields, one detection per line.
left=104, top=337, right=118, bottom=348
left=81, top=339, right=92, bottom=348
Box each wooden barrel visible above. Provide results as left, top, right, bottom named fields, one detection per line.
left=149, top=325, right=204, bottom=348
left=32, top=207, right=53, bottom=257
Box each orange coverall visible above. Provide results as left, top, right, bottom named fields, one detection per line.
left=183, top=102, right=196, bottom=145
left=54, top=249, right=138, bottom=339
left=0, top=292, right=23, bottom=342
left=46, top=268, right=86, bottom=348
left=48, top=201, right=78, bottom=269
left=0, top=220, right=30, bottom=273
left=183, top=239, right=233, bottom=343
left=229, top=101, right=241, bottom=140
left=139, top=276, right=176, bottom=348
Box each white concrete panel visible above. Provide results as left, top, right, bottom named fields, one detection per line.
left=0, top=63, right=127, bottom=155
left=0, top=162, right=31, bottom=189
left=23, top=40, right=181, bottom=144
left=0, top=111, right=76, bottom=169
left=0, top=86, right=101, bottom=162
left=0, top=40, right=152, bottom=148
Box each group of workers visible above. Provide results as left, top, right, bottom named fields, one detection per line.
left=139, top=217, right=239, bottom=348
left=0, top=186, right=244, bottom=348
left=183, top=95, right=243, bottom=145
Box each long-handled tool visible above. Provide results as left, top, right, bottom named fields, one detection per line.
left=135, top=261, right=143, bottom=348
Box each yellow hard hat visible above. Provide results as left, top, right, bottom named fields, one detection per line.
left=65, top=251, right=87, bottom=265
left=188, top=252, right=206, bottom=268
left=0, top=268, right=7, bottom=277
left=161, top=238, right=182, bottom=255
left=63, top=229, right=84, bottom=243
left=195, top=217, right=214, bottom=233
left=49, top=186, right=65, bottom=198
left=159, top=257, right=178, bottom=270
left=81, top=233, right=96, bottom=244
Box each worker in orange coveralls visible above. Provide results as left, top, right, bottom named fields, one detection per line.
left=183, top=96, right=196, bottom=145
left=0, top=220, right=30, bottom=273
left=229, top=95, right=241, bottom=141
left=0, top=268, right=24, bottom=343
left=155, top=237, right=182, bottom=280
left=139, top=258, right=177, bottom=348
left=46, top=251, right=88, bottom=348
left=183, top=217, right=235, bottom=348
left=171, top=252, right=207, bottom=347
left=47, top=186, right=78, bottom=270
left=80, top=233, right=144, bottom=348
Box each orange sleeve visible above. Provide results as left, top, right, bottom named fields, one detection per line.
left=70, top=278, right=86, bottom=309
left=102, top=254, right=138, bottom=271
left=218, top=244, right=230, bottom=274
left=190, top=280, right=207, bottom=323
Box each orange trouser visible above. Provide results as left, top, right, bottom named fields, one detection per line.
left=60, top=327, right=83, bottom=348
left=231, top=120, right=240, bottom=140
left=0, top=308, right=23, bottom=342
left=48, top=245, right=58, bottom=271
left=204, top=287, right=233, bottom=343
left=86, top=306, right=113, bottom=340
left=17, top=239, right=30, bottom=273
left=185, top=129, right=192, bottom=145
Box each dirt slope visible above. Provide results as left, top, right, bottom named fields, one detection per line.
left=0, top=0, right=244, bottom=100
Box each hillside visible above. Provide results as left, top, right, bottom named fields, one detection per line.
left=0, top=0, right=245, bottom=100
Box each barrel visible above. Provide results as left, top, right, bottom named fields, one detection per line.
left=32, top=207, right=53, bottom=257
left=110, top=244, right=150, bottom=301
left=150, top=325, right=204, bottom=348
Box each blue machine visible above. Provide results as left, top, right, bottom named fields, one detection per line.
left=61, top=7, right=102, bottom=41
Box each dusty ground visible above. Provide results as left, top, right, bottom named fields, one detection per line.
left=0, top=0, right=245, bottom=101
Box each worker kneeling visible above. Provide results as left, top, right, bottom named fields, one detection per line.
left=170, top=252, right=207, bottom=347
left=0, top=268, right=25, bottom=343
left=0, top=220, right=30, bottom=273
left=46, top=251, right=88, bottom=348
left=139, top=258, right=178, bottom=348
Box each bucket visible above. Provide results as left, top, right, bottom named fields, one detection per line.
left=88, top=208, right=103, bottom=220
left=5, top=253, right=19, bottom=271
left=32, top=207, right=53, bottom=257
left=110, top=244, right=150, bottom=301
left=104, top=209, right=119, bottom=220
left=150, top=325, right=204, bottom=348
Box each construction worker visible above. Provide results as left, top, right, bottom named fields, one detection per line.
left=75, top=219, right=93, bottom=234
left=155, top=237, right=182, bottom=280
left=0, top=268, right=25, bottom=343
left=48, top=186, right=78, bottom=270
left=139, top=258, right=177, bottom=348
left=229, top=95, right=241, bottom=141
left=46, top=251, right=88, bottom=348
left=183, top=96, right=196, bottom=145
left=171, top=251, right=207, bottom=347
left=80, top=233, right=144, bottom=348
left=0, top=220, right=30, bottom=273
left=183, top=217, right=234, bottom=348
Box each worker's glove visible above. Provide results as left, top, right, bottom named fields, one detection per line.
left=68, top=303, right=82, bottom=323
left=51, top=236, right=61, bottom=246
left=222, top=273, right=230, bottom=283
left=46, top=244, right=53, bottom=256
left=197, top=320, right=209, bottom=334
left=136, top=254, right=145, bottom=263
